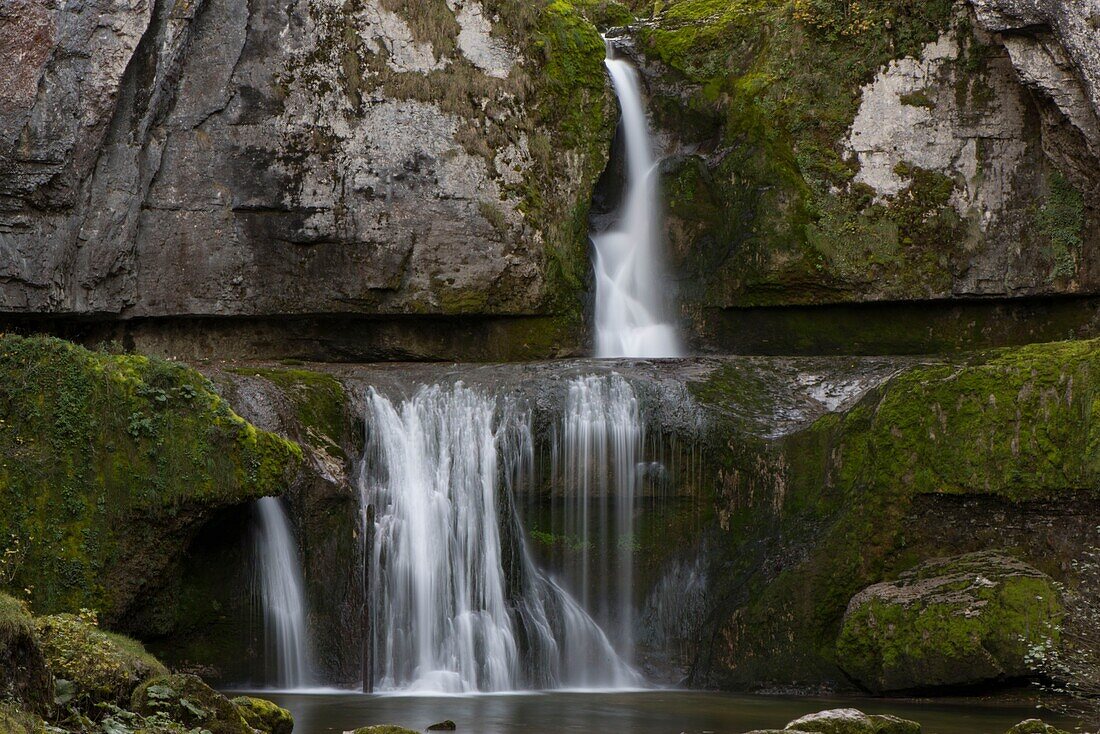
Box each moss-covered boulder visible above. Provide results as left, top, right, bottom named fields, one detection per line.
left=0, top=595, right=52, bottom=715
left=1005, top=721, right=1070, bottom=734
left=232, top=696, right=294, bottom=734
left=0, top=335, right=303, bottom=621
left=785, top=708, right=921, bottom=734
left=34, top=612, right=166, bottom=709
left=836, top=552, right=1061, bottom=692
left=131, top=675, right=252, bottom=734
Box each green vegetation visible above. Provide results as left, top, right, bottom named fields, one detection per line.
left=1036, top=171, right=1086, bottom=280
left=33, top=611, right=166, bottom=710
left=0, top=335, right=302, bottom=618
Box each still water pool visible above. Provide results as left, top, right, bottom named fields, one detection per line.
left=234, top=689, right=1076, bottom=734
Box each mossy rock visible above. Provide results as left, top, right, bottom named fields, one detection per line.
left=786, top=708, right=921, bottom=734
left=232, top=696, right=294, bottom=734
left=0, top=335, right=303, bottom=620
left=0, top=595, right=52, bottom=715
left=33, top=612, right=166, bottom=709
left=131, top=674, right=252, bottom=734
left=0, top=703, right=46, bottom=734
left=836, top=552, right=1062, bottom=692
left=350, top=727, right=420, bottom=734
left=1005, top=721, right=1070, bottom=734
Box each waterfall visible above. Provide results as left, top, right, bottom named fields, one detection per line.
left=552, top=375, right=643, bottom=665
left=253, top=496, right=314, bottom=688
left=360, top=383, right=639, bottom=693
left=593, top=43, right=682, bottom=359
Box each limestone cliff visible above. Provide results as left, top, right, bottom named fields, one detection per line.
left=0, top=0, right=614, bottom=358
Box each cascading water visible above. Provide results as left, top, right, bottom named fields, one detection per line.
left=552, top=375, right=643, bottom=664
left=360, top=383, right=638, bottom=693
left=252, top=496, right=314, bottom=688
left=593, top=42, right=682, bottom=359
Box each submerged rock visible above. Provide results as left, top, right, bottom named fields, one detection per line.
left=836, top=552, right=1061, bottom=693
left=131, top=674, right=253, bottom=734
left=785, top=708, right=921, bottom=734
left=232, top=696, right=295, bottom=734
left=426, top=722, right=457, bottom=731
left=33, top=612, right=166, bottom=709
left=349, top=727, right=420, bottom=734
left=0, top=595, right=52, bottom=715
left=1005, top=720, right=1071, bottom=734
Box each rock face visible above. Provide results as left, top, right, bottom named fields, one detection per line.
left=835, top=552, right=1061, bottom=692
left=0, top=0, right=614, bottom=357
left=626, top=0, right=1100, bottom=351
left=690, top=338, right=1100, bottom=690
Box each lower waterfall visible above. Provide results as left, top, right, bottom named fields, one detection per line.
left=359, top=382, right=640, bottom=693
left=553, top=375, right=642, bottom=664
left=253, top=496, right=315, bottom=688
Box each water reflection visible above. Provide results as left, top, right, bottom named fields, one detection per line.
left=229, top=690, right=1074, bottom=734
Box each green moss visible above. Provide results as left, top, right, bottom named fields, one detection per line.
left=230, top=368, right=351, bottom=461
left=835, top=553, right=1063, bottom=691
left=0, top=335, right=302, bottom=617
left=1036, top=171, right=1086, bottom=281
left=230, top=697, right=293, bottom=734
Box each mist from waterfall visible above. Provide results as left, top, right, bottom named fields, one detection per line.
left=552, top=375, right=642, bottom=664
left=253, top=496, right=315, bottom=689
left=593, top=43, right=681, bottom=359
left=360, top=383, right=639, bottom=693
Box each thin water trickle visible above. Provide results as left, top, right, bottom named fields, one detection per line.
left=593, top=43, right=681, bottom=359
left=360, top=383, right=639, bottom=693
left=253, top=496, right=315, bottom=688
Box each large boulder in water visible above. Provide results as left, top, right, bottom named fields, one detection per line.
left=835, top=552, right=1061, bottom=693
left=0, top=595, right=52, bottom=715
left=785, top=708, right=921, bottom=734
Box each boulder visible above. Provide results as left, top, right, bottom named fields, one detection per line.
left=0, top=595, right=52, bottom=715
left=836, top=552, right=1062, bottom=693
left=785, top=708, right=921, bottom=734
left=33, top=612, right=166, bottom=709
left=232, top=696, right=294, bottom=734
left=131, top=674, right=252, bottom=734
left=1005, top=721, right=1071, bottom=734
left=427, top=723, right=457, bottom=732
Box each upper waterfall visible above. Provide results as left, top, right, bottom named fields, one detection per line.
left=593, top=42, right=682, bottom=359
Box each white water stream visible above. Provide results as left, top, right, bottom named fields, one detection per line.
left=593, top=44, right=682, bottom=359
left=360, top=383, right=640, bottom=693
left=253, top=496, right=315, bottom=688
